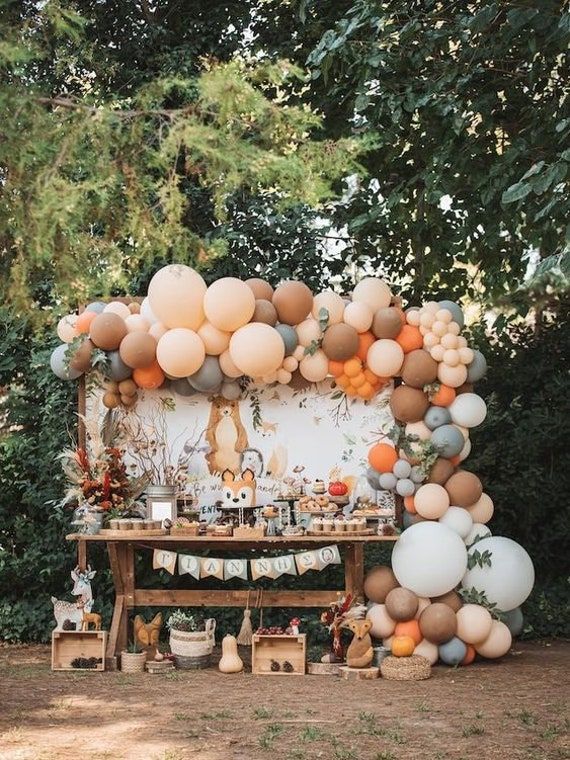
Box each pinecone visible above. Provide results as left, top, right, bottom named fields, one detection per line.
left=283, top=660, right=294, bottom=673
left=270, top=659, right=280, bottom=672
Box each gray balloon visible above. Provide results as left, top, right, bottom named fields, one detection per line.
left=410, top=465, right=425, bottom=484
left=438, top=299, right=464, bottom=328
left=85, top=301, right=106, bottom=314
left=431, top=424, right=465, bottom=458
left=396, top=478, right=415, bottom=497
left=170, top=378, right=195, bottom=397
left=424, top=406, right=452, bottom=430
left=50, top=344, right=82, bottom=380
left=221, top=381, right=242, bottom=400
left=366, top=467, right=381, bottom=490
left=379, top=472, right=397, bottom=491
left=107, top=350, right=132, bottom=382
left=275, top=323, right=299, bottom=356
left=189, top=355, right=223, bottom=392
left=502, top=607, right=524, bottom=638
left=439, top=636, right=467, bottom=666
left=393, top=459, right=412, bottom=479
left=467, top=350, right=487, bottom=383
left=402, top=511, right=424, bottom=529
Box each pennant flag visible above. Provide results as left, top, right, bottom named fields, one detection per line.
left=295, top=550, right=319, bottom=575
left=224, top=558, right=248, bottom=581
left=200, top=557, right=224, bottom=580
left=271, top=554, right=297, bottom=578
left=250, top=557, right=274, bottom=580
left=178, top=554, right=200, bottom=580
left=317, top=544, right=341, bottom=569
left=153, top=549, right=177, bottom=575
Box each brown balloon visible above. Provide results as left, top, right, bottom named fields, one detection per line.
left=118, top=379, right=138, bottom=396
left=321, top=323, right=359, bottom=361
left=427, top=458, right=455, bottom=485
left=272, top=281, right=313, bottom=325
left=105, top=380, right=119, bottom=393
left=385, top=587, right=419, bottom=621
left=363, top=566, right=400, bottom=604
left=372, top=307, right=403, bottom=339
left=103, top=391, right=121, bottom=409
left=120, top=393, right=137, bottom=407
left=89, top=313, right=127, bottom=351
left=246, top=277, right=274, bottom=301
left=390, top=385, right=429, bottom=423
left=445, top=470, right=483, bottom=507
left=70, top=338, right=94, bottom=373
left=456, top=382, right=474, bottom=395
left=419, top=603, right=457, bottom=644
left=431, top=590, right=463, bottom=612
left=401, top=349, right=438, bottom=388
left=119, top=332, right=157, bottom=369
left=252, top=299, right=278, bottom=326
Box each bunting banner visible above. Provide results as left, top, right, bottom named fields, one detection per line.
left=152, top=545, right=341, bottom=582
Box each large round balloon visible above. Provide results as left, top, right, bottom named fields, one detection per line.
left=449, top=393, right=487, bottom=428
left=392, top=522, right=468, bottom=597
left=390, top=386, right=429, bottom=423
left=252, top=299, right=278, bottom=326
left=57, top=314, right=78, bottom=343
left=119, top=332, right=157, bottom=369
left=299, top=349, right=329, bottom=382
left=418, top=603, right=457, bottom=644
left=156, top=329, right=205, bottom=378
left=401, top=350, right=438, bottom=388
left=439, top=506, right=473, bottom=539
left=475, top=620, right=512, bottom=658
left=367, top=339, right=404, bottom=377
left=272, top=281, right=313, bottom=325
left=89, top=313, right=127, bottom=350
left=466, top=493, right=494, bottom=524
left=344, top=302, right=373, bottom=333
left=140, top=296, right=158, bottom=325
left=188, top=355, right=223, bottom=392
left=245, top=277, right=274, bottom=301
left=363, top=566, right=399, bottom=604
left=203, top=277, right=255, bottom=332
left=462, top=536, right=535, bottom=611
left=107, top=350, right=132, bottom=382
left=321, top=323, right=359, bottom=361
left=372, top=307, right=402, bottom=339
left=414, top=483, right=450, bottom=519
left=445, top=470, right=482, bottom=507
left=312, top=291, right=345, bottom=324
left=455, top=604, right=493, bottom=644
left=424, top=406, right=451, bottom=430
left=385, top=588, right=418, bottom=621
left=366, top=604, right=396, bottom=639
left=197, top=321, right=231, bottom=356
left=229, top=323, right=285, bottom=378
left=50, top=344, right=83, bottom=380
left=147, top=264, right=206, bottom=330
left=431, top=424, right=465, bottom=458
left=439, top=637, right=467, bottom=666
left=352, top=277, right=392, bottom=311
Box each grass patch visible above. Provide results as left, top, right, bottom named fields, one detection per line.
left=174, top=712, right=190, bottom=721
left=375, top=752, right=396, bottom=760
left=462, top=724, right=485, bottom=737
left=253, top=707, right=273, bottom=720
left=540, top=723, right=563, bottom=741
left=259, top=722, right=284, bottom=749
left=416, top=701, right=430, bottom=713
left=200, top=710, right=232, bottom=720
left=518, top=710, right=536, bottom=726
left=299, top=725, right=327, bottom=742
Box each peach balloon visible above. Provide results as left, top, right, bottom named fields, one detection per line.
left=414, top=483, right=450, bottom=519
left=367, top=339, right=404, bottom=377
left=312, top=290, right=345, bottom=324
left=229, top=323, right=285, bottom=378
left=352, top=277, right=392, bottom=311
left=415, top=597, right=431, bottom=619
left=204, top=277, right=255, bottom=332
left=57, top=314, right=78, bottom=343
left=456, top=604, right=493, bottom=645
left=467, top=493, right=494, bottom=524
left=276, top=368, right=292, bottom=384
left=198, top=321, right=231, bottom=355
left=156, top=328, right=205, bottom=378
left=282, top=356, right=299, bottom=372
left=148, top=264, right=206, bottom=330
left=475, top=620, right=512, bottom=659
left=75, top=311, right=97, bottom=334
left=245, top=277, right=274, bottom=301
left=366, top=604, right=396, bottom=639
left=296, top=318, right=322, bottom=347
left=413, top=639, right=439, bottom=665
left=299, top=349, right=329, bottom=382
left=438, top=362, right=468, bottom=388
left=125, top=314, right=150, bottom=333
left=405, top=421, right=432, bottom=441
left=219, top=349, right=242, bottom=378
left=149, top=322, right=168, bottom=341
left=104, top=301, right=131, bottom=320
left=292, top=345, right=306, bottom=362
left=343, top=301, right=373, bottom=333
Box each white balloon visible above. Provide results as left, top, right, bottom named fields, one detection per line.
left=464, top=523, right=492, bottom=547
left=140, top=297, right=158, bottom=325
left=449, top=393, right=487, bottom=428
left=366, top=603, right=396, bottom=639
left=458, top=437, right=472, bottom=462
left=392, top=522, right=468, bottom=598
left=462, top=536, right=535, bottom=612
left=439, top=506, right=473, bottom=539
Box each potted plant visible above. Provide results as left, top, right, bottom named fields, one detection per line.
left=120, top=641, right=147, bottom=673
left=167, top=610, right=216, bottom=670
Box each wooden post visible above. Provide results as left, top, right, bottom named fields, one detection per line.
left=106, top=542, right=129, bottom=664
left=77, top=539, right=87, bottom=572
left=344, top=543, right=364, bottom=600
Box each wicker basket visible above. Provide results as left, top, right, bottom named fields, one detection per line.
left=380, top=654, right=431, bottom=681
left=174, top=653, right=212, bottom=670
left=169, top=618, right=216, bottom=668
left=120, top=651, right=147, bottom=673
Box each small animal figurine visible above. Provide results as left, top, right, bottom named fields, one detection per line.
left=344, top=619, right=374, bottom=669
left=51, top=565, right=97, bottom=630
left=81, top=608, right=102, bottom=631
left=134, top=613, right=162, bottom=660
left=222, top=468, right=257, bottom=508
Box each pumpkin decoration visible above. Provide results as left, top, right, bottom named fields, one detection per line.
left=218, top=634, right=243, bottom=674
left=391, top=635, right=416, bottom=658
left=394, top=620, right=423, bottom=646
left=328, top=480, right=348, bottom=496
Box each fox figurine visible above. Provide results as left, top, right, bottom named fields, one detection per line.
left=221, top=468, right=257, bottom=508
left=344, top=618, right=374, bottom=669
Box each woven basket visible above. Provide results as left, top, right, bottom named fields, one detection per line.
left=120, top=651, right=147, bottom=673
left=174, top=653, right=211, bottom=670
left=380, top=655, right=431, bottom=681
left=169, top=618, right=216, bottom=659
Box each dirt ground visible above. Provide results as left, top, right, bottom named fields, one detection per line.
left=0, top=641, right=568, bottom=760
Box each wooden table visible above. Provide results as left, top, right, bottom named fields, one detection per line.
left=66, top=533, right=397, bottom=664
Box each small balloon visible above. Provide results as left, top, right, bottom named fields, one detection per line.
left=437, top=300, right=464, bottom=328
left=85, top=301, right=106, bottom=314
left=107, top=350, right=132, bottom=382
left=188, top=355, right=223, bottom=392
left=439, top=636, right=467, bottom=666
left=275, top=324, right=299, bottom=355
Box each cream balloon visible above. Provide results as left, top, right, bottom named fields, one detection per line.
left=367, top=339, right=404, bottom=377
left=475, top=620, right=512, bottom=659
left=459, top=437, right=472, bottom=462
left=125, top=314, right=150, bottom=333
left=219, top=349, right=242, bottom=379
left=103, top=301, right=131, bottom=320
left=296, top=318, right=322, bottom=347
left=229, top=323, right=285, bottom=378
left=449, top=393, right=487, bottom=428
left=405, top=421, right=431, bottom=441
left=299, top=349, right=329, bottom=382
left=149, top=322, right=168, bottom=341
left=204, top=277, right=255, bottom=332
left=148, top=264, right=206, bottom=330
left=312, top=291, right=345, bottom=324
left=414, top=483, right=450, bottom=520
left=140, top=296, right=158, bottom=325
left=292, top=345, right=305, bottom=362
left=156, top=328, right=205, bottom=378
left=352, top=278, right=392, bottom=311
left=343, top=301, right=373, bottom=333
left=466, top=493, right=494, bottom=524
left=456, top=604, right=493, bottom=644
left=282, top=356, right=299, bottom=373
left=276, top=368, right=292, bottom=384
left=366, top=604, right=396, bottom=639
left=413, top=639, right=439, bottom=665
left=438, top=362, right=468, bottom=388
left=57, top=314, right=78, bottom=343
left=198, top=321, right=231, bottom=356
left=439, top=506, right=473, bottom=539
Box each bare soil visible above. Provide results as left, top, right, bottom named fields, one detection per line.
left=0, top=641, right=568, bottom=760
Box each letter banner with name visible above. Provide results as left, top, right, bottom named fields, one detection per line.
left=153, top=549, right=177, bottom=575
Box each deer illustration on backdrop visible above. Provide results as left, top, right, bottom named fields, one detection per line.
left=51, top=565, right=96, bottom=630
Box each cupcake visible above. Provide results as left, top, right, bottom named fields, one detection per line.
left=312, top=479, right=326, bottom=494
left=322, top=517, right=334, bottom=532
left=312, top=517, right=324, bottom=532
left=347, top=518, right=359, bottom=532
left=334, top=518, right=347, bottom=532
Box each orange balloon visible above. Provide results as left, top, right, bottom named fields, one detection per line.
left=395, top=620, right=423, bottom=646
left=431, top=384, right=456, bottom=407
left=344, top=358, right=362, bottom=378
left=396, top=325, right=423, bottom=353
left=76, top=311, right=96, bottom=334
left=351, top=373, right=365, bottom=388
left=329, top=360, right=344, bottom=377
left=461, top=644, right=476, bottom=665
left=345, top=385, right=357, bottom=396
left=404, top=495, right=416, bottom=514
left=336, top=374, right=350, bottom=389
left=368, top=442, right=398, bottom=473
left=133, top=360, right=165, bottom=389
left=358, top=381, right=373, bottom=398
left=357, top=331, right=376, bottom=361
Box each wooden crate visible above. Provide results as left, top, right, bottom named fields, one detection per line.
left=252, top=634, right=306, bottom=675
left=232, top=526, right=266, bottom=539
left=51, top=630, right=107, bottom=671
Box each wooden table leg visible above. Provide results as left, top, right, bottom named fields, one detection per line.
left=344, top=543, right=364, bottom=600
left=77, top=539, right=87, bottom=571
left=106, top=542, right=129, bottom=666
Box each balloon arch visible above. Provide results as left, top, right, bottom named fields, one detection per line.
left=51, top=265, right=534, bottom=665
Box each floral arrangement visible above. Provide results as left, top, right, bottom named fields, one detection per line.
left=166, top=609, right=198, bottom=632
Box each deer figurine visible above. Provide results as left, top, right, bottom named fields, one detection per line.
left=51, top=565, right=96, bottom=630
left=81, top=608, right=102, bottom=631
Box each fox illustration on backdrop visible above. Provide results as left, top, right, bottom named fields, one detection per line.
left=222, top=468, right=257, bottom=508
left=205, top=396, right=249, bottom=474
